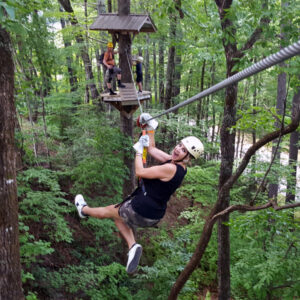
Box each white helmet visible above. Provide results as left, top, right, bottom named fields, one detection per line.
left=137, top=56, right=143, bottom=63
left=181, top=136, right=204, bottom=159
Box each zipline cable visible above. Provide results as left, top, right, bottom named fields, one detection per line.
left=145, top=39, right=300, bottom=122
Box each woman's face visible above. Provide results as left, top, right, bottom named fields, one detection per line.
left=172, top=142, right=189, bottom=161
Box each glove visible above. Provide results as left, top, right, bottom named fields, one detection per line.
left=133, top=135, right=149, bottom=154
left=139, top=134, right=149, bottom=147
left=139, top=113, right=158, bottom=131
left=133, top=141, right=143, bottom=154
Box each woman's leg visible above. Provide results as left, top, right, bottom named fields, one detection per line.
left=114, top=218, right=136, bottom=249
left=78, top=200, right=142, bottom=273
left=82, top=205, right=136, bottom=249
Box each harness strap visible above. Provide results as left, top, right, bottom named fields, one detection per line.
left=114, top=182, right=147, bottom=209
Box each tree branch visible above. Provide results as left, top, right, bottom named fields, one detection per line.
left=212, top=200, right=300, bottom=221
left=264, top=104, right=282, bottom=124
left=270, top=281, right=300, bottom=290
left=235, top=0, right=270, bottom=58
left=220, top=106, right=300, bottom=195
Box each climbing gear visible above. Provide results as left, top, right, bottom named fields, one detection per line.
left=115, top=185, right=145, bottom=209
left=138, top=113, right=158, bottom=131
left=107, top=42, right=113, bottom=48
left=181, top=136, right=204, bottom=159
left=126, top=243, right=143, bottom=274
left=75, top=194, right=88, bottom=218
left=136, top=115, right=147, bottom=129
left=141, top=130, right=148, bottom=164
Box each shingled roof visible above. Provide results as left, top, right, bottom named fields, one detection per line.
left=90, top=13, right=156, bottom=33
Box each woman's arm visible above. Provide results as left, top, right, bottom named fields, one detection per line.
left=135, top=154, right=176, bottom=181
left=147, top=131, right=172, bottom=163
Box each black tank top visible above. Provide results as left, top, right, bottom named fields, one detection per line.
left=131, top=161, right=187, bottom=219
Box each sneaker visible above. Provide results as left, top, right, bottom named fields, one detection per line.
left=118, top=83, right=126, bottom=88
left=109, top=90, right=117, bottom=95
left=75, top=194, right=88, bottom=218
left=126, top=243, right=143, bottom=274
left=138, top=90, right=143, bottom=94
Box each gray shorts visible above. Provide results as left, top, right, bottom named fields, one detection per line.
left=105, top=66, right=121, bottom=83
left=118, top=199, right=160, bottom=230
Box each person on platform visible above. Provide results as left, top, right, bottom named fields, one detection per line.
left=132, top=56, right=143, bottom=93
left=103, top=42, right=126, bottom=95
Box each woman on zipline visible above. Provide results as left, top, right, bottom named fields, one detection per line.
left=75, top=113, right=204, bottom=274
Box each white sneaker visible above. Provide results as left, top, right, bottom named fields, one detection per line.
left=126, top=243, right=143, bottom=274
left=75, top=194, right=88, bottom=218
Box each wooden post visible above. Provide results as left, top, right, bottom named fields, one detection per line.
left=118, top=0, right=135, bottom=197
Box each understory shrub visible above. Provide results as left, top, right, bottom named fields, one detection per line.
left=229, top=209, right=300, bottom=299
left=36, top=262, right=132, bottom=300
left=18, top=168, right=73, bottom=243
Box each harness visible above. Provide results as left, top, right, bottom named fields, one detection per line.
left=114, top=180, right=146, bottom=209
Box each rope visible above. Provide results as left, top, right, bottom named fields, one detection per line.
left=125, top=48, right=143, bottom=114
left=145, top=39, right=300, bottom=123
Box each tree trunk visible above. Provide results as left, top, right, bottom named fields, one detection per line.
left=117, top=0, right=135, bottom=196
left=108, top=0, right=112, bottom=12
left=117, top=0, right=132, bottom=82
left=268, top=67, right=286, bottom=199
left=169, top=1, right=269, bottom=296
left=196, top=60, right=206, bottom=126
left=216, top=1, right=240, bottom=296
left=60, top=10, right=78, bottom=92
left=40, top=92, right=51, bottom=168
left=164, top=14, right=176, bottom=110
left=118, top=38, right=132, bottom=83
left=286, top=84, right=300, bottom=203
left=95, top=49, right=103, bottom=91
left=172, top=25, right=182, bottom=98
left=120, top=115, right=135, bottom=197
left=252, top=69, right=257, bottom=165
left=0, top=25, right=24, bottom=300
left=268, top=0, right=287, bottom=200
left=144, top=34, right=151, bottom=91
left=59, top=0, right=99, bottom=100
left=118, top=0, right=130, bottom=15
left=96, top=0, right=107, bottom=93
left=153, top=40, right=158, bottom=104
left=158, top=38, right=165, bottom=103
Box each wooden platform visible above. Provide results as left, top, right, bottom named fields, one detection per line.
left=101, top=83, right=151, bottom=105
left=101, top=83, right=151, bottom=118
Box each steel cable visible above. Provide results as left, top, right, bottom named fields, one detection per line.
left=145, top=39, right=300, bottom=122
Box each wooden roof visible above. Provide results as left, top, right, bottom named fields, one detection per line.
left=90, top=13, right=156, bottom=33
